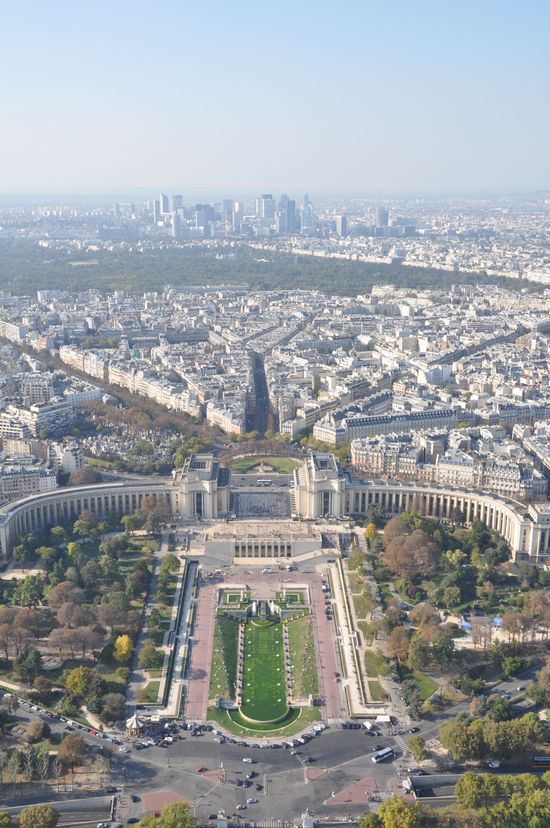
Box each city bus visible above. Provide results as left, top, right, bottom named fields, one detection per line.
left=533, top=756, right=550, bottom=768
left=371, top=747, right=394, bottom=763
left=256, top=478, right=272, bottom=487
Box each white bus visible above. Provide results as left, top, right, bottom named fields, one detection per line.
left=371, top=747, right=394, bottom=763
left=256, top=478, right=272, bottom=487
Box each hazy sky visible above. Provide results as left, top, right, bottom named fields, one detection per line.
left=1, top=0, right=548, bottom=195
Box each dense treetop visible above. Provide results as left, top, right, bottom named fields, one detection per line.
left=0, top=240, right=536, bottom=296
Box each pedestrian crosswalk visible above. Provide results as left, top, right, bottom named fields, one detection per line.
left=392, top=733, right=410, bottom=754
left=114, top=795, right=131, bottom=821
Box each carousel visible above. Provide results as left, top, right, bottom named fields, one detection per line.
left=125, top=712, right=145, bottom=737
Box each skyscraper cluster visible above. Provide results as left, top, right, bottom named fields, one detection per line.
left=148, top=191, right=318, bottom=240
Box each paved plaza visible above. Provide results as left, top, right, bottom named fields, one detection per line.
left=233, top=491, right=291, bottom=518
left=183, top=566, right=346, bottom=725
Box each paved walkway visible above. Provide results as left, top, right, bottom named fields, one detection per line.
left=306, top=766, right=328, bottom=781
left=310, top=572, right=346, bottom=719
left=142, top=791, right=189, bottom=814
left=184, top=581, right=218, bottom=721
left=329, top=561, right=370, bottom=715
left=0, top=677, right=23, bottom=692
left=325, top=776, right=377, bottom=806
left=81, top=706, right=106, bottom=731
left=162, top=559, right=198, bottom=717
left=113, top=793, right=132, bottom=822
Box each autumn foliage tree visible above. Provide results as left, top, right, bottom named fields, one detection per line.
left=138, top=801, right=194, bottom=828
left=440, top=713, right=542, bottom=762
left=383, top=516, right=408, bottom=544
left=19, top=804, right=59, bottom=828
left=383, top=529, right=439, bottom=580
left=365, top=523, right=378, bottom=545
left=387, top=627, right=410, bottom=664
left=114, top=634, right=133, bottom=663
left=58, top=734, right=86, bottom=769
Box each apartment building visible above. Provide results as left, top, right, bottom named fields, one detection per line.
left=21, top=374, right=54, bottom=407
left=0, top=460, right=57, bottom=505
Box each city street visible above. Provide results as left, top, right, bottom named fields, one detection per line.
left=1, top=661, right=540, bottom=822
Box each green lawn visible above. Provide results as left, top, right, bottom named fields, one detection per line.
left=84, top=455, right=116, bottom=470
left=284, top=592, right=304, bottom=604
left=97, top=666, right=126, bottom=693
left=348, top=572, right=365, bottom=592
left=368, top=680, right=386, bottom=701
left=287, top=615, right=318, bottom=698
left=149, top=625, right=169, bottom=646
left=364, top=649, right=391, bottom=678
left=276, top=590, right=306, bottom=606
left=399, top=667, right=438, bottom=700
left=230, top=456, right=300, bottom=474
left=209, top=615, right=239, bottom=699
left=79, top=540, right=100, bottom=558
left=141, top=680, right=160, bottom=703
left=357, top=620, right=375, bottom=646
left=229, top=706, right=299, bottom=731
left=241, top=619, right=287, bottom=722
left=379, top=584, right=391, bottom=609
left=413, top=671, right=438, bottom=700
left=208, top=705, right=320, bottom=737
left=352, top=591, right=373, bottom=619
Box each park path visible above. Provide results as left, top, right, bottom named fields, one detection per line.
left=354, top=529, right=411, bottom=724
left=126, top=530, right=170, bottom=709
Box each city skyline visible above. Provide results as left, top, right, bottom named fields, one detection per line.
left=1, top=1, right=548, bottom=194
left=0, top=2, right=549, bottom=817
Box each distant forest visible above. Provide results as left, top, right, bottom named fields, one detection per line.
left=0, top=239, right=538, bottom=296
